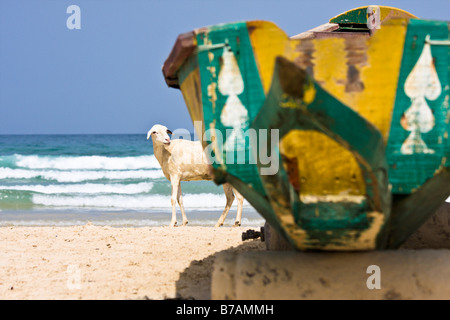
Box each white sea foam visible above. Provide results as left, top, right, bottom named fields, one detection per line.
left=0, top=136, right=265, bottom=227
left=32, top=193, right=252, bottom=209
left=1, top=182, right=154, bottom=194
left=14, top=154, right=160, bottom=170
left=0, top=168, right=164, bottom=182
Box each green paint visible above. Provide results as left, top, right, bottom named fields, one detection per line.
left=298, top=202, right=369, bottom=230
left=195, top=22, right=267, bottom=196
left=386, top=167, right=450, bottom=248
left=252, top=57, right=390, bottom=250
left=386, top=19, right=449, bottom=194
left=329, top=7, right=368, bottom=25
left=169, top=17, right=450, bottom=251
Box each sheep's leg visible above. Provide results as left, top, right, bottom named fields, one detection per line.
left=177, top=181, right=188, bottom=226
left=215, top=183, right=235, bottom=227
left=169, top=176, right=180, bottom=227
left=233, top=188, right=244, bottom=227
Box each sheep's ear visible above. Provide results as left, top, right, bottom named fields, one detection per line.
left=167, top=129, right=173, bottom=135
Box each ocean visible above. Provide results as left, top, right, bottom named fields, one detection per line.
left=0, top=134, right=264, bottom=227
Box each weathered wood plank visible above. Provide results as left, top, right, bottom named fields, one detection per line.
left=387, top=167, right=450, bottom=249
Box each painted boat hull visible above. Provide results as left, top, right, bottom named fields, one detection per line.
left=162, top=6, right=450, bottom=250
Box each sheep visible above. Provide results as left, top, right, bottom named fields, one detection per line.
left=147, top=124, right=244, bottom=227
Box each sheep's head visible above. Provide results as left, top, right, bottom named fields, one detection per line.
left=147, top=124, right=172, bottom=146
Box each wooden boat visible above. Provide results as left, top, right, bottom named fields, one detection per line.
left=162, top=6, right=450, bottom=250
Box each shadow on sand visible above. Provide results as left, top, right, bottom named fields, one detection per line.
left=175, top=239, right=265, bottom=300
left=174, top=202, right=450, bottom=300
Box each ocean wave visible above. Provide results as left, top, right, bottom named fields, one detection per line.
left=1, top=182, right=154, bottom=195
left=12, top=154, right=160, bottom=170
left=32, top=193, right=252, bottom=209
left=0, top=168, right=164, bottom=182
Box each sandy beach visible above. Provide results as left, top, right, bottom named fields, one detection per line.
left=0, top=225, right=265, bottom=300
left=1, top=203, right=449, bottom=300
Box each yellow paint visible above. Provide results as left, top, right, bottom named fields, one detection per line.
left=207, top=66, right=216, bottom=78
left=280, top=80, right=315, bottom=109
left=283, top=208, right=385, bottom=251
left=208, top=51, right=214, bottom=63
left=303, top=80, right=317, bottom=104
left=246, top=17, right=409, bottom=140
left=247, top=21, right=292, bottom=94
left=315, top=211, right=385, bottom=251
left=207, top=82, right=217, bottom=113
left=208, top=120, right=225, bottom=166
left=378, top=6, right=418, bottom=22
left=310, top=19, right=408, bottom=140
left=312, top=37, right=348, bottom=99
left=179, top=69, right=203, bottom=125
left=354, top=19, right=409, bottom=139
left=329, top=5, right=417, bottom=23
left=280, top=130, right=366, bottom=196
left=280, top=97, right=299, bottom=109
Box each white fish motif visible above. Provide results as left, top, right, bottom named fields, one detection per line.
left=400, top=36, right=442, bottom=154
left=218, top=44, right=248, bottom=151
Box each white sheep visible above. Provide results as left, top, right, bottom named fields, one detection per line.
left=147, top=124, right=244, bottom=227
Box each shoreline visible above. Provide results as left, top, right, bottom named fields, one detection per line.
left=0, top=207, right=265, bottom=228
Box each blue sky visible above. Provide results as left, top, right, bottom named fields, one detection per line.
left=0, top=0, right=448, bottom=134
